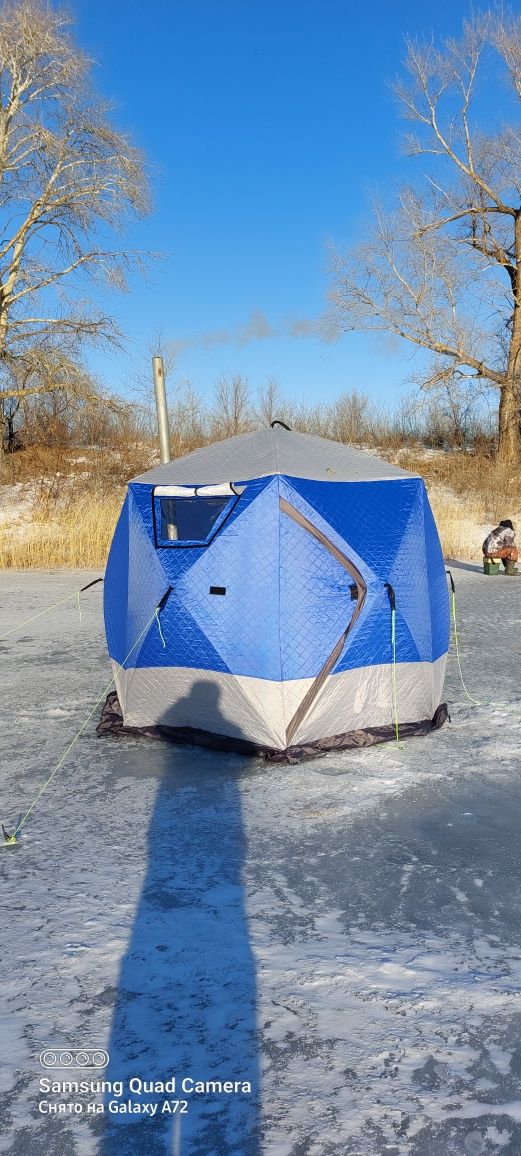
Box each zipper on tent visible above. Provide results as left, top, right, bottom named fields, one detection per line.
left=279, top=498, right=367, bottom=745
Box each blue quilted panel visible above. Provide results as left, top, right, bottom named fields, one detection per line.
left=285, top=476, right=448, bottom=670
left=289, top=477, right=423, bottom=579
left=389, top=489, right=433, bottom=664
left=104, top=494, right=130, bottom=662
left=279, top=510, right=355, bottom=680
left=278, top=479, right=420, bottom=673
left=104, top=491, right=170, bottom=666
left=104, top=470, right=448, bottom=690
left=106, top=476, right=275, bottom=673
left=424, top=487, right=450, bottom=661
left=173, top=477, right=281, bottom=679
left=128, top=588, right=231, bottom=672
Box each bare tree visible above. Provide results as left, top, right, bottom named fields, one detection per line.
left=0, top=392, right=20, bottom=451
left=214, top=374, right=251, bottom=437
left=169, top=380, right=208, bottom=456
left=0, top=0, right=149, bottom=408
left=256, top=377, right=283, bottom=427
left=331, top=389, right=371, bottom=444
left=327, top=11, right=521, bottom=465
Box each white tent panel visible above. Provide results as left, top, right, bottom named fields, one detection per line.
left=113, top=658, right=446, bottom=751
left=290, top=656, right=448, bottom=745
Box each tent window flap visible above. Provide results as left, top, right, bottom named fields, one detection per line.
left=156, top=495, right=233, bottom=545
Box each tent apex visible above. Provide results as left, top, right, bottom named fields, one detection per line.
left=131, top=427, right=417, bottom=485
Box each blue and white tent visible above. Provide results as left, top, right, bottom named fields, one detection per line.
left=101, top=427, right=449, bottom=760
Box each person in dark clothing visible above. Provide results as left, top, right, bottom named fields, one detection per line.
left=482, top=519, right=518, bottom=574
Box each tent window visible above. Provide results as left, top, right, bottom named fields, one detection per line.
left=158, top=496, right=231, bottom=544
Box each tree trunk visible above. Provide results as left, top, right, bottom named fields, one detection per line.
left=498, top=214, right=521, bottom=466
left=497, top=377, right=521, bottom=465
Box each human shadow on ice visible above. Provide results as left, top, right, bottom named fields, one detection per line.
left=99, top=680, right=261, bottom=1156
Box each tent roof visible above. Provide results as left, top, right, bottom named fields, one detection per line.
left=131, top=427, right=417, bottom=485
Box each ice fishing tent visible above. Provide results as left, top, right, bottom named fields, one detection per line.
left=100, top=427, right=449, bottom=760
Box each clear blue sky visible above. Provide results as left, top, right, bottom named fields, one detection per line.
left=72, top=0, right=481, bottom=408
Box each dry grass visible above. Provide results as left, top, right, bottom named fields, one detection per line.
left=0, top=439, right=148, bottom=569
left=0, top=444, right=519, bottom=568
left=427, top=491, right=484, bottom=561
left=2, top=382, right=513, bottom=569
left=0, top=440, right=156, bottom=493
left=384, top=448, right=521, bottom=561
left=0, top=494, right=122, bottom=569
left=394, top=448, right=521, bottom=522
left=0, top=480, right=490, bottom=569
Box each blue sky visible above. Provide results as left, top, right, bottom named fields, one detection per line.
left=72, top=0, right=485, bottom=408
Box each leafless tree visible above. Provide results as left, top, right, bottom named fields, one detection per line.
left=214, top=374, right=251, bottom=436
left=0, top=0, right=149, bottom=410
left=169, top=380, right=209, bottom=456
left=256, top=377, right=284, bottom=427
left=327, top=11, right=521, bottom=465
left=332, top=389, right=372, bottom=443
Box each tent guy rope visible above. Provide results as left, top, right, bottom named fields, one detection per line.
left=446, top=570, right=482, bottom=707
left=0, top=577, right=103, bottom=642
left=2, top=597, right=167, bottom=845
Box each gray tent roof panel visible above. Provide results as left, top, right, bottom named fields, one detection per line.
left=131, top=428, right=417, bottom=485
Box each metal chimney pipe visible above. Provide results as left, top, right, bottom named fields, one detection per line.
left=152, top=355, right=170, bottom=464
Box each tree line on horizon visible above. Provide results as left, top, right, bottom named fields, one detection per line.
left=4, top=373, right=499, bottom=464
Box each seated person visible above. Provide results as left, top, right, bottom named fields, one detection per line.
left=482, top=519, right=518, bottom=570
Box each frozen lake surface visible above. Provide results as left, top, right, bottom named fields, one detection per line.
left=0, top=564, right=521, bottom=1155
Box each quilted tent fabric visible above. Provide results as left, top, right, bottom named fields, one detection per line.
left=102, top=428, right=450, bottom=758
left=131, top=427, right=416, bottom=485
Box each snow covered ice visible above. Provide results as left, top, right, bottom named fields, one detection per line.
left=1, top=564, right=521, bottom=1154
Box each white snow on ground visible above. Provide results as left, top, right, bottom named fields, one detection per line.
left=0, top=565, right=521, bottom=1154
left=0, top=482, right=37, bottom=530
left=0, top=482, right=65, bottom=544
